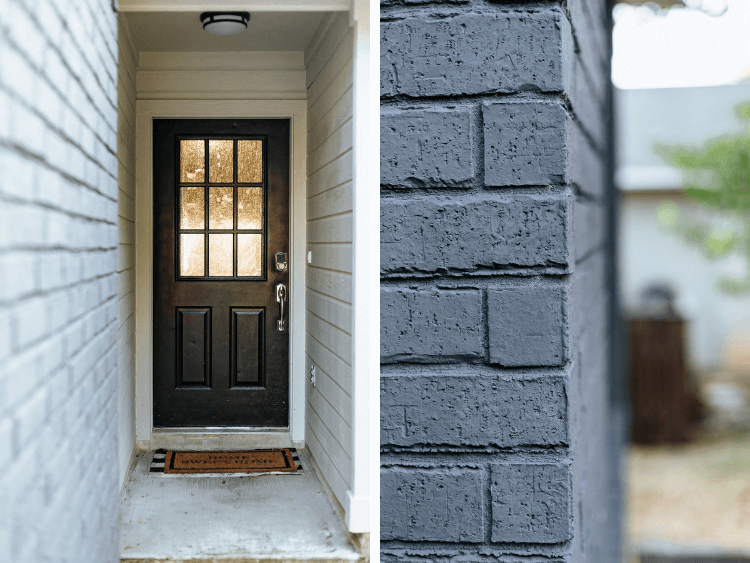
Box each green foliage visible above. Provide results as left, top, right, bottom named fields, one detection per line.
left=652, top=102, right=750, bottom=293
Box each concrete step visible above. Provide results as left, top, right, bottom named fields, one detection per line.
left=120, top=450, right=363, bottom=563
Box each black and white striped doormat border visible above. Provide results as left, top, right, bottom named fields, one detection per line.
left=149, top=448, right=304, bottom=477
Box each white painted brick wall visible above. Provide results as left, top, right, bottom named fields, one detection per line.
left=117, top=14, right=137, bottom=487
left=0, top=0, right=121, bottom=561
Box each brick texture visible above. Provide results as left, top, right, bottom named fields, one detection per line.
left=381, top=466, right=485, bottom=542
left=0, top=1, right=121, bottom=561
left=483, top=101, right=569, bottom=186
left=381, top=195, right=570, bottom=275
left=381, top=374, right=568, bottom=447
left=491, top=464, right=573, bottom=543
left=380, top=0, right=620, bottom=560
left=381, top=288, right=483, bottom=362
left=381, top=108, right=474, bottom=188
left=381, top=11, right=567, bottom=98
left=487, top=285, right=567, bottom=367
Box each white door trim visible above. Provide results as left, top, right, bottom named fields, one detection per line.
left=134, top=99, right=307, bottom=446
left=346, top=9, right=375, bottom=534
left=119, top=0, right=350, bottom=11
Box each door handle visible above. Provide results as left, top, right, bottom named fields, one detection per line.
left=276, top=283, right=287, bottom=332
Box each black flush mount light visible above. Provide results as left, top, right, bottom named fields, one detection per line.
left=200, top=12, right=250, bottom=35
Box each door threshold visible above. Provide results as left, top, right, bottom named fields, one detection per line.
left=147, top=428, right=302, bottom=451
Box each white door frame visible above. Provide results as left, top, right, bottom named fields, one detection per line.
left=134, top=100, right=307, bottom=447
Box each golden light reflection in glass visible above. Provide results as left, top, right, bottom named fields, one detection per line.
left=238, top=140, right=262, bottom=183
left=209, top=187, right=233, bottom=230
left=238, top=187, right=262, bottom=229
left=209, top=140, right=233, bottom=183
left=209, top=234, right=233, bottom=277
left=180, top=234, right=204, bottom=276
left=180, top=187, right=204, bottom=229
left=180, top=140, right=205, bottom=182
left=238, top=234, right=262, bottom=277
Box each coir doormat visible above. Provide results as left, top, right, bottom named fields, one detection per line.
left=150, top=448, right=303, bottom=477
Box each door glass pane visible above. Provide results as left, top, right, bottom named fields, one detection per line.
left=180, top=140, right=205, bottom=182
left=180, top=234, right=204, bottom=276
left=237, top=187, right=262, bottom=229
left=209, top=140, right=233, bottom=183
left=238, top=140, right=262, bottom=183
left=238, top=234, right=262, bottom=277
left=180, top=187, right=204, bottom=229
left=209, top=234, right=233, bottom=276
left=209, top=187, right=233, bottom=229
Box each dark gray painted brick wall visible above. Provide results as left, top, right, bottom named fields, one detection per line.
left=483, top=101, right=569, bottom=186
left=491, top=464, right=573, bottom=543
left=381, top=108, right=475, bottom=188
left=381, top=467, right=485, bottom=542
left=381, top=195, right=571, bottom=275
left=380, top=0, right=623, bottom=561
left=487, top=285, right=568, bottom=367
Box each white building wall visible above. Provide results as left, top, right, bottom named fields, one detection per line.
left=117, top=16, right=138, bottom=486
left=620, top=193, right=750, bottom=370
left=303, top=12, right=355, bottom=512
left=616, top=86, right=750, bottom=371
left=0, top=0, right=121, bottom=561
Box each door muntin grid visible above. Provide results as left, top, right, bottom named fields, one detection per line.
left=176, top=137, right=266, bottom=280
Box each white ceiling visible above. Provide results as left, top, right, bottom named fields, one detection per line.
left=122, top=11, right=327, bottom=52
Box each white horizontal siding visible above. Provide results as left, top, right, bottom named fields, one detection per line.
left=135, top=51, right=306, bottom=100
left=304, top=12, right=354, bottom=513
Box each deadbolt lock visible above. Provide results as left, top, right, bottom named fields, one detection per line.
left=274, top=251, right=288, bottom=272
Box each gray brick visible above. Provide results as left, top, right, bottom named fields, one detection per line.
left=570, top=253, right=607, bottom=341
left=381, top=466, right=484, bottom=541
left=381, top=374, right=568, bottom=447
left=381, top=288, right=483, bottom=362
left=565, top=54, right=606, bottom=149
left=483, top=101, right=568, bottom=186
left=573, top=197, right=605, bottom=262
left=570, top=122, right=604, bottom=199
left=491, top=464, right=572, bottom=543
left=381, top=108, right=474, bottom=188
left=488, top=286, right=567, bottom=366
left=381, top=195, right=570, bottom=275
left=381, top=11, right=565, bottom=97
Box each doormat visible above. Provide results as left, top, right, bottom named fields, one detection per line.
left=149, top=448, right=303, bottom=477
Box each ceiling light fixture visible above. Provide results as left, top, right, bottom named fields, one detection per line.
left=200, top=12, right=250, bottom=35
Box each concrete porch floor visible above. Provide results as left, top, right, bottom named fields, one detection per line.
left=119, top=449, right=362, bottom=562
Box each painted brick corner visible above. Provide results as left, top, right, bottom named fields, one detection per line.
left=380, top=0, right=621, bottom=560
left=487, top=285, right=568, bottom=367
left=483, top=101, right=569, bottom=186
left=490, top=463, right=573, bottom=543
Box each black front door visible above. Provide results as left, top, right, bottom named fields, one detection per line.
left=153, top=119, right=290, bottom=427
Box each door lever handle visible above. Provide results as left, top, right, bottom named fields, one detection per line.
left=276, top=283, right=287, bottom=332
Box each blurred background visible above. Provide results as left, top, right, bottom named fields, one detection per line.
left=614, top=0, right=750, bottom=561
